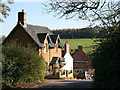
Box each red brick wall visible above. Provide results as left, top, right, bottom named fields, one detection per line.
left=72, top=46, right=91, bottom=71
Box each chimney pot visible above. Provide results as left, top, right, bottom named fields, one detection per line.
left=22, top=9, right=24, bottom=12
left=66, top=41, right=68, bottom=45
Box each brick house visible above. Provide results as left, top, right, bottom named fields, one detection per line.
left=2, top=10, right=64, bottom=70
left=72, top=45, right=91, bottom=73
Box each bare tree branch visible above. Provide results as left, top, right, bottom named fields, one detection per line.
left=44, top=0, right=104, bottom=20
left=44, top=0, right=120, bottom=33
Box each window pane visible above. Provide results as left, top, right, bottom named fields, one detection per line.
left=44, top=44, right=47, bottom=53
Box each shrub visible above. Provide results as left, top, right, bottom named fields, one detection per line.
left=92, top=26, right=120, bottom=88
left=73, top=72, right=77, bottom=78
left=2, top=41, right=46, bottom=87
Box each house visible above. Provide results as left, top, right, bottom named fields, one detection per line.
left=2, top=10, right=64, bottom=70
left=47, top=41, right=73, bottom=79
left=60, top=41, right=73, bottom=78
left=72, top=45, right=91, bottom=73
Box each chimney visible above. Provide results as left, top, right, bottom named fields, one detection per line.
left=65, top=41, right=69, bottom=53
left=18, top=9, right=27, bottom=27
left=78, top=45, right=83, bottom=51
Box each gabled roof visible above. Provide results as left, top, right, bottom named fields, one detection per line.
left=2, top=22, right=43, bottom=47
left=3, top=22, right=63, bottom=48
left=72, top=49, right=78, bottom=56
left=22, top=23, right=53, bottom=47
left=23, top=23, right=64, bottom=48
left=24, top=24, right=53, bottom=35
left=24, top=24, right=61, bottom=47
left=47, top=35, right=56, bottom=48
left=72, top=49, right=91, bottom=61
left=50, top=35, right=58, bottom=44
left=58, top=35, right=64, bottom=48
left=50, top=34, right=64, bottom=48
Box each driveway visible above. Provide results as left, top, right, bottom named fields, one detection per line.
left=38, top=79, right=94, bottom=88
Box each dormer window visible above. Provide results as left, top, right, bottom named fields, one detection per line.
left=44, top=44, right=47, bottom=53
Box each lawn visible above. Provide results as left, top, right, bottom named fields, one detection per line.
left=61, top=38, right=97, bottom=52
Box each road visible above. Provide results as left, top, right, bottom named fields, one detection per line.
left=38, top=79, right=94, bottom=88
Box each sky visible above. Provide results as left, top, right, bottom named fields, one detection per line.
left=1, top=0, right=118, bottom=37
left=0, top=2, right=92, bottom=37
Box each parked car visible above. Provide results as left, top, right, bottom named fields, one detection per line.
left=85, top=71, right=92, bottom=79
left=77, top=71, right=92, bottom=79
left=77, top=71, right=85, bottom=79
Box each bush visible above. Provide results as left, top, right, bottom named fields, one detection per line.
left=73, top=72, right=77, bottom=78
left=92, top=26, right=120, bottom=88
left=2, top=41, right=46, bottom=87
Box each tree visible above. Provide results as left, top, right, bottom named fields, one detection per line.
left=91, top=1, right=120, bottom=29
left=45, top=0, right=120, bottom=88
left=2, top=41, right=46, bottom=88
left=44, top=0, right=105, bottom=20
left=2, top=35, right=6, bottom=41
left=44, top=0, right=120, bottom=28
left=0, top=0, right=14, bottom=22
left=92, top=26, right=120, bottom=88
left=90, top=1, right=120, bottom=88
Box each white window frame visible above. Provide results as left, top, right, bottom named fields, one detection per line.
left=44, top=44, right=47, bottom=53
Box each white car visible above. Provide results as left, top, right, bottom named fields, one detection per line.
left=85, top=71, right=92, bottom=79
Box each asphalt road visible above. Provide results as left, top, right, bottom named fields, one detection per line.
left=38, top=79, right=94, bottom=88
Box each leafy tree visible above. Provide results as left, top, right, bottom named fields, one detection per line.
left=0, top=0, right=14, bottom=22
left=2, top=41, right=46, bottom=88
left=45, top=0, right=120, bottom=88
left=1, top=35, right=6, bottom=41
left=92, top=26, right=120, bottom=88
left=52, top=27, right=103, bottom=39
left=90, top=1, right=120, bottom=88
left=0, top=35, right=6, bottom=44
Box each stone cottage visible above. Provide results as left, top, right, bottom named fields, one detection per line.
left=2, top=10, right=64, bottom=70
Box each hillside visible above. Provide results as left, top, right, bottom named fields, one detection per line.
left=61, top=39, right=97, bottom=53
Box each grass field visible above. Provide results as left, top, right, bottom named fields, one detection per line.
left=61, top=38, right=97, bottom=52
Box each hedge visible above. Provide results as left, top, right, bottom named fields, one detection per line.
left=2, top=41, right=46, bottom=87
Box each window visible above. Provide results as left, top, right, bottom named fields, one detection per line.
left=44, top=44, right=47, bottom=53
